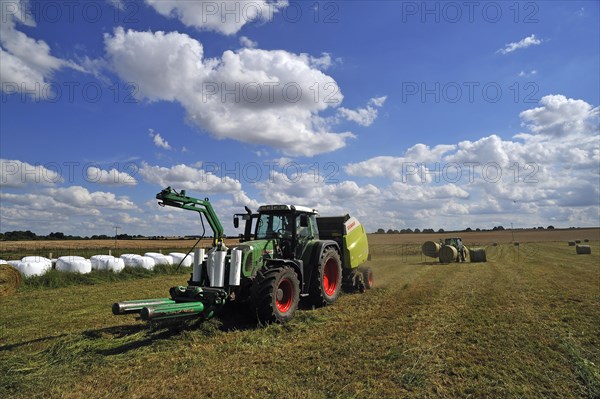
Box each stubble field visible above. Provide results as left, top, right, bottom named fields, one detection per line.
left=1, top=229, right=599, bottom=398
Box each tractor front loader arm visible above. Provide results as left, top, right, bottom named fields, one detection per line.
left=156, top=186, right=225, bottom=246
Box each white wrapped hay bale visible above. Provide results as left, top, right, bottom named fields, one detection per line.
left=144, top=252, right=173, bottom=266
left=169, top=252, right=192, bottom=267
left=120, top=254, right=142, bottom=267
left=121, top=254, right=156, bottom=270
left=90, top=255, right=125, bottom=272
left=22, top=256, right=52, bottom=268
left=7, top=260, right=21, bottom=268
left=138, top=256, right=156, bottom=270
left=56, top=256, right=92, bottom=274
left=91, top=255, right=114, bottom=270
left=14, top=260, right=52, bottom=277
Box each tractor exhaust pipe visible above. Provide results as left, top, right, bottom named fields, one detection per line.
left=140, top=302, right=205, bottom=321
left=112, top=298, right=176, bottom=315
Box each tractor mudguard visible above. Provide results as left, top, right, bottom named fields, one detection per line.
left=264, top=259, right=304, bottom=290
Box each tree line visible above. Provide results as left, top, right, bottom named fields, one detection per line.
left=375, top=225, right=556, bottom=234
left=0, top=230, right=147, bottom=241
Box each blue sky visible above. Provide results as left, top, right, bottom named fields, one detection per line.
left=1, top=0, right=599, bottom=236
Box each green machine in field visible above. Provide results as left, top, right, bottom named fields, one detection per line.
left=113, top=187, right=373, bottom=324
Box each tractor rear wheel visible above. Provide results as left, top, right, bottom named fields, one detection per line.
left=309, top=247, right=342, bottom=307
left=252, top=265, right=300, bottom=324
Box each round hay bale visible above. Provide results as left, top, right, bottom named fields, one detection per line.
left=21, top=256, right=51, bottom=263
left=56, top=256, right=92, bottom=274
left=100, top=257, right=125, bottom=272
left=122, top=255, right=156, bottom=270
left=568, top=241, right=576, bottom=246
left=144, top=252, right=173, bottom=266
left=90, top=255, right=114, bottom=270
left=513, top=242, right=520, bottom=246
left=469, top=248, right=487, bottom=263
left=138, top=256, right=156, bottom=270
left=421, top=241, right=440, bottom=258
left=14, top=261, right=52, bottom=277
left=575, top=240, right=581, bottom=244
left=492, top=242, right=498, bottom=246
left=170, top=252, right=192, bottom=267
left=439, top=246, right=457, bottom=263
left=120, top=254, right=142, bottom=267
left=576, top=245, right=591, bottom=255
left=0, top=263, right=22, bottom=296
left=584, top=239, right=589, bottom=243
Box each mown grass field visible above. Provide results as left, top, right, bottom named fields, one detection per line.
left=1, top=232, right=599, bottom=398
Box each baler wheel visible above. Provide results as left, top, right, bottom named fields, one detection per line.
left=252, top=265, right=300, bottom=324
left=363, top=267, right=374, bottom=290
left=309, top=247, right=342, bottom=307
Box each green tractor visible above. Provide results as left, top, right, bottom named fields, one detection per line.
left=439, top=237, right=468, bottom=263
left=113, top=187, right=372, bottom=324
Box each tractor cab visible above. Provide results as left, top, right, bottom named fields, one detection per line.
left=443, top=237, right=463, bottom=248
left=235, top=205, right=319, bottom=259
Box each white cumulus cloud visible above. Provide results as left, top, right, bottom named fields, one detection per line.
left=139, top=162, right=242, bottom=193
left=343, top=95, right=599, bottom=230
left=240, top=36, right=257, bottom=49
left=0, top=159, right=63, bottom=187
left=337, top=96, right=387, bottom=127
left=149, top=129, right=172, bottom=150
left=104, top=27, right=352, bottom=156
left=86, top=167, right=138, bottom=186
left=497, top=34, right=542, bottom=55
left=144, top=0, right=288, bottom=35
left=519, top=94, right=599, bottom=137
left=0, top=0, right=82, bottom=98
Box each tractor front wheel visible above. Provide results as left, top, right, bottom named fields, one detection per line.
left=252, top=265, right=300, bottom=324
left=309, top=247, right=342, bottom=307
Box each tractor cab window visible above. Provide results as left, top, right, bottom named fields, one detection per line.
left=296, top=213, right=318, bottom=239
left=296, top=214, right=310, bottom=239
left=256, top=213, right=292, bottom=240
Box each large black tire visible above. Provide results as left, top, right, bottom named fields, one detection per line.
left=309, top=247, right=342, bottom=307
left=252, top=265, right=300, bottom=324
left=363, top=267, right=374, bottom=290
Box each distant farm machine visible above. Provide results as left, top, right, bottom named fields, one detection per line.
left=422, top=237, right=468, bottom=263
left=113, top=187, right=372, bottom=324
left=422, top=237, right=489, bottom=263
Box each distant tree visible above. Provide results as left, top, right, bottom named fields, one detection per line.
left=476, top=228, right=481, bottom=232
left=3, top=230, right=38, bottom=240
left=492, top=226, right=505, bottom=231
left=393, top=229, right=400, bottom=234
left=547, top=225, right=555, bottom=230
left=48, top=232, right=65, bottom=240
left=465, top=227, right=472, bottom=232
left=423, top=228, right=434, bottom=234
left=538, top=226, right=544, bottom=230
left=376, top=228, right=385, bottom=234
left=438, top=228, right=445, bottom=233
left=414, top=228, right=421, bottom=233
left=387, top=229, right=394, bottom=234
left=400, top=228, right=413, bottom=234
